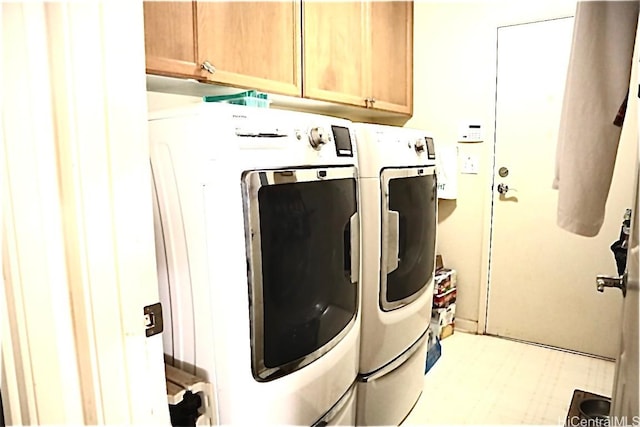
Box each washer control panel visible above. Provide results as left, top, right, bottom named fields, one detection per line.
left=231, top=111, right=355, bottom=159
left=309, top=126, right=330, bottom=149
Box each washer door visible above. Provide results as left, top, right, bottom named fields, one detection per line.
left=380, top=166, right=437, bottom=311
left=243, top=166, right=359, bottom=381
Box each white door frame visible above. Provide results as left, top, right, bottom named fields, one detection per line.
left=2, top=3, right=169, bottom=424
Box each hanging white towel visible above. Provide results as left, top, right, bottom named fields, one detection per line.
left=436, top=144, right=458, bottom=200
left=554, top=1, right=639, bottom=237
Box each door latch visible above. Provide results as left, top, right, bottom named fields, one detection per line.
left=596, top=273, right=627, bottom=297
left=144, top=303, right=164, bottom=337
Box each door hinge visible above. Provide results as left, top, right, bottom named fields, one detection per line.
left=144, top=302, right=164, bottom=337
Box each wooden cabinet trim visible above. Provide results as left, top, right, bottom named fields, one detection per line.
left=302, top=2, right=369, bottom=107
left=369, top=1, right=413, bottom=115
left=143, top=1, right=203, bottom=79
left=196, top=1, right=302, bottom=97
left=144, top=0, right=411, bottom=115
left=302, top=1, right=412, bottom=115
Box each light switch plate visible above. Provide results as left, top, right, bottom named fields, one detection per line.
left=461, top=155, right=479, bottom=174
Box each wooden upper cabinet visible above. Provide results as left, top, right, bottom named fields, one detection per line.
left=302, top=2, right=369, bottom=108
left=196, top=2, right=302, bottom=96
left=303, top=1, right=413, bottom=115
left=143, top=2, right=205, bottom=79
left=370, top=1, right=413, bottom=115
left=143, top=1, right=412, bottom=114
left=143, top=1, right=302, bottom=97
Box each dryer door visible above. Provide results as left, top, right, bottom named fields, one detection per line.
left=242, top=166, right=359, bottom=381
left=380, top=166, right=437, bottom=311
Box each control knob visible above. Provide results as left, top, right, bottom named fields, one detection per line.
left=309, top=127, right=329, bottom=149
left=414, top=138, right=426, bottom=154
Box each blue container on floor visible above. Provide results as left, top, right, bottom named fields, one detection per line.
left=425, top=337, right=441, bottom=374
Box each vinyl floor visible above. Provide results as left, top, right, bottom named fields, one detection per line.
left=404, top=331, right=615, bottom=425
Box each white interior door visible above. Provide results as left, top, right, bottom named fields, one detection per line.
left=487, top=18, right=637, bottom=359
left=610, top=137, right=639, bottom=421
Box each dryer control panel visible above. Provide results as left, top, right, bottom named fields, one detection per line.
left=374, top=131, right=435, bottom=161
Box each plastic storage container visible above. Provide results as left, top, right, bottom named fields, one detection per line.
left=425, top=336, right=441, bottom=374
left=203, top=90, right=271, bottom=108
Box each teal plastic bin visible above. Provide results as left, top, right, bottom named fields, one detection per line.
left=203, top=90, right=271, bottom=108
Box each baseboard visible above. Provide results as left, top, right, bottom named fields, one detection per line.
left=455, top=318, right=479, bottom=334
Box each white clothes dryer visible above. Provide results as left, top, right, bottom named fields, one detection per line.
left=149, top=102, right=362, bottom=425
left=354, top=123, right=437, bottom=426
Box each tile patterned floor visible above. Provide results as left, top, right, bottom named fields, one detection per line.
left=404, top=331, right=615, bottom=425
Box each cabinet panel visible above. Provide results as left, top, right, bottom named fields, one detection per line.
left=196, top=2, right=301, bottom=96
left=303, top=2, right=369, bottom=107
left=370, top=1, right=413, bottom=114
left=143, top=2, right=203, bottom=78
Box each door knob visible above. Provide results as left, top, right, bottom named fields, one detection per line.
left=596, top=273, right=627, bottom=297
left=497, top=183, right=516, bottom=194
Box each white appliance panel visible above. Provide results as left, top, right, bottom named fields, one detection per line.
left=354, top=123, right=437, bottom=374
left=353, top=123, right=437, bottom=426
left=356, top=335, right=428, bottom=426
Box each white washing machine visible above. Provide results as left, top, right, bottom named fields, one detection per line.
left=354, top=123, right=437, bottom=426
left=149, top=102, right=362, bottom=425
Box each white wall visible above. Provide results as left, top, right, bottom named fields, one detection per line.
left=147, top=91, right=200, bottom=112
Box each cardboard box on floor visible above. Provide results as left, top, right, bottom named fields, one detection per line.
left=434, top=268, right=456, bottom=295
left=431, top=303, right=456, bottom=340
left=432, top=254, right=456, bottom=340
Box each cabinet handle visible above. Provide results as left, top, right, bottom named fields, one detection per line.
left=370, top=98, right=376, bottom=107
left=201, top=61, right=216, bottom=74
left=364, top=98, right=371, bottom=108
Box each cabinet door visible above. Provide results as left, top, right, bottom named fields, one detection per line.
left=196, top=2, right=301, bottom=96
left=143, top=2, right=205, bottom=79
left=369, top=1, right=413, bottom=114
left=303, top=2, right=369, bottom=108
